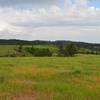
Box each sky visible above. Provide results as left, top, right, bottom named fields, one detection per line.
left=0, top=0, right=100, bottom=43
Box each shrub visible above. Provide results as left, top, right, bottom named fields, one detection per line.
left=7, top=51, right=26, bottom=57
left=24, top=47, right=35, bottom=55
left=33, top=48, right=52, bottom=57
left=58, top=45, right=64, bottom=56
left=17, top=44, right=23, bottom=52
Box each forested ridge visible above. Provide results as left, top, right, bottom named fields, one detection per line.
left=0, top=39, right=100, bottom=51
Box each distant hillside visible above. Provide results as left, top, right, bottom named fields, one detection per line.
left=0, top=39, right=100, bottom=51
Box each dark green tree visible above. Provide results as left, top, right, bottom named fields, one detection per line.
left=64, top=43, right=78, bottom=57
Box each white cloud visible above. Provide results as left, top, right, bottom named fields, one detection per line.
left=0, top=0, right=100, bottom=43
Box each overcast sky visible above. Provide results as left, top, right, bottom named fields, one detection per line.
left=0, top=0, right=100, bottom=43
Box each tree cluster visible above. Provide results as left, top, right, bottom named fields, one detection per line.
left=58, top=43, right=78, bottom=57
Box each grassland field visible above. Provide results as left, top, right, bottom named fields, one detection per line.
left=0, top=54, right=100, bottom=100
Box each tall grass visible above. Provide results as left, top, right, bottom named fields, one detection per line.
left=0, top=55, right=100, bottom=99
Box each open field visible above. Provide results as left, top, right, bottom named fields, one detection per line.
left=0, top=55, right=100, bottom=100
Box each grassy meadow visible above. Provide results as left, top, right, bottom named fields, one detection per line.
left=0, top=54, right=100, bottom=100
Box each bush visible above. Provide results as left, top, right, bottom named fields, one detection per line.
left=7, top=51, right=17, bottom=57
left=7, top=51, right=26, bottom=57
left=24, top=47, right=35, bottom=55
left=90, top=50, right=95, bottom=54
left=58, top=45, right=64, bottom=56
left=7, top=46, right=52, bottom=57
left=17, top=45, right=23, bottom=52
left=33, top=48, right=52, bottom=57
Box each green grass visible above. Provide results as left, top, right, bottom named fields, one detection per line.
left=0, top=55, right=100, bottom=100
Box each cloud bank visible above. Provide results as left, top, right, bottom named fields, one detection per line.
left=0, top=0, right=100, bottom=43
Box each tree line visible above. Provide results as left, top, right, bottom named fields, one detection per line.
left=0, top=39, right=100, bottom=57
left=6, top=43, right=100, bottom=57
left=7, top=43, right=78, bottom=57
left=0, top=39, right=100, bottom=52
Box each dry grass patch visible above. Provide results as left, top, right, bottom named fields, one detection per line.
left=12, top=67, right=57, bottom=75
left=11, top=90, right=36, bottom=100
